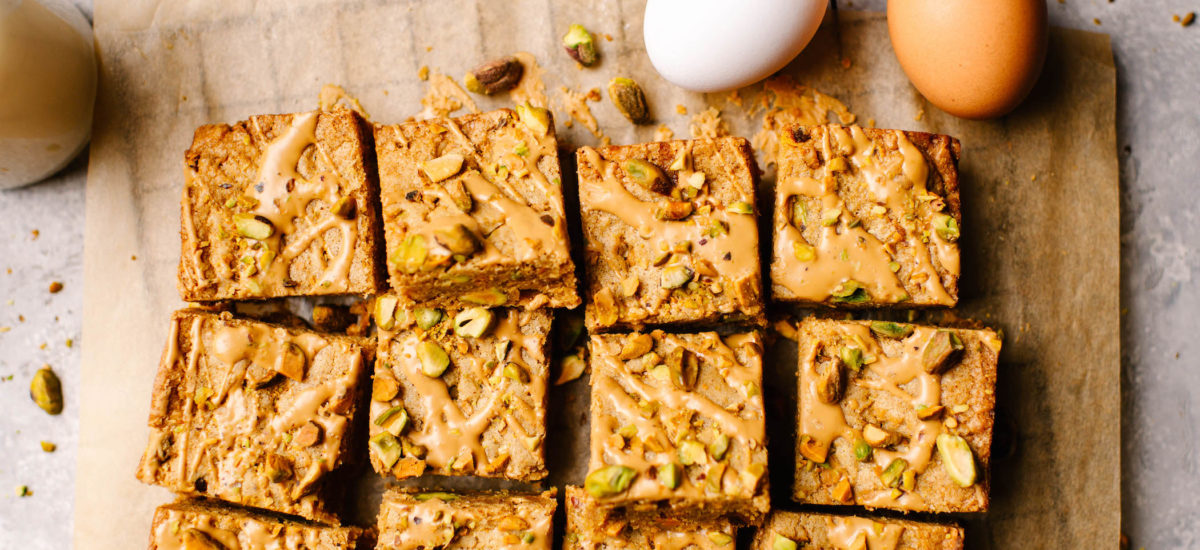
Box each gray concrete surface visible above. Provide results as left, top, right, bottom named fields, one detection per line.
left=0, top=1, right=1196, bottom=548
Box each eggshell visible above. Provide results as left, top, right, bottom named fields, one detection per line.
left=644, top=0, right=827, bottom=93
left=888, top=0, right=1048, bottom=119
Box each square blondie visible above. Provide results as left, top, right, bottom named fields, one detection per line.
left=179, top=108, right=384, bottom=301
left=149, top=499, right=364, bottom=549
left=375, top=489, right=556, bottom=549
left=793, top=318, right=1000, bottom=512
left=751, top=510, right=963, bottom=550
left=770, top=124, right=961, bottom=307
left=375, top=107, right=578, bottom=310
left=576, top=138, right=765, bottom=332
left=585, top=330, right=769, bottom=523
left=136, top=309, right=372, bottom=523
left=564, top=486, right=738, bottom=550
left=368, top=299, right=551, bottom=481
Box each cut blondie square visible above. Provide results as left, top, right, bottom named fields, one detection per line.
left=375, top=107, right=578, bottom=310
left=770, top=124, right=962, bottom=307
left=179, top=108, right=384, bottom=301
left=136, top=310, right=372, bottom=523
left=793, top=318, right=1000, bottom=512
left=367, top=298, right=550, bottom=481
left=584, top=330, right=770, bottom=523
left=375, top=489, right=556, bottom=549
left=148, top=499, right=364, bottom=549
left=751, top=510, right=963, bottom=550
left=564, top=486, right=738, bottom=550
left=576, top=138, right=765, bottom=332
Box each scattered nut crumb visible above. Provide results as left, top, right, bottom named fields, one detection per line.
left=31, top=229, right=39, bottom=240
left=603, top=33, right=613, bottom=41
left=1031, top=174, right=1038, bottom=181
left=16, top=485, right=31, bottom=497
left=840, top=57, right=852, bottom=69
left=1093, top=18, right=1101, bottom=25
left=425, top=45, right=433, bottom=52
left=653, top=125, right=675, bottom=142
left=48, top=281, right=63, bottom=293
left=1173, top=14, right=1181, bottom=22
left=66, top=338, right=74, bottom=348
left=914, top=108, right=925, bottom=121
left=675, top=104, right=687, bottom=115
left=39, top=342, right=47, bottom=350
left=1183, top=12, right=1195, bottom=26
left=131, top=255, right=137, bottom=261
left=18, top=315, right=25, bottom=322
left=418, top=65, right=430, bottom=81
left=868, top=118, right=876, bottom=128
left=40, top=441, right=56, bottom=453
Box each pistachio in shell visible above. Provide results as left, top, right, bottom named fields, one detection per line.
left=607, top=77, right=649, bottom=124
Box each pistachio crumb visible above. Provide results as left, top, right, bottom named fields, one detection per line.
left=48, top=281, right=63, bottom=294
left=40, top=441, right=55, bottom=453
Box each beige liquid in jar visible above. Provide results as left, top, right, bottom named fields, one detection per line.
left=0, top=0, right=96, bottom=189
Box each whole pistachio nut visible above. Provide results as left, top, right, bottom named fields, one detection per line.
left=421, top=153, right=465, bottom=183
left=369, top=432, right=402, bottom=469
left=395, top=234, right=429, bottom=274
left=516, top=103, right=551, bottom=136
left=814, top=358, right=844, bottom=404
left=453, top=307, right=496, bottom=338
left=936, top=433, right=977, bottom=487
left=618, top=333, right=654, bottom=360
left=414, top=307, right=444, bottom=331
left=585, top=465, right=637, bottom=497
left=622, top=159, right=672, bottom=195
left=657, top=462, right=681, bottom=489
left=922, top=330, right=965, bottom=374
left=608, top=77, right=649, bottom=124
left=372, top=375, right=400, bottom=402
left=464, top=56, right=524, bottom=95
left=434, top=223, right=481, bottom=257
left=375, top=295, right=400, bottom=330
left=417, top=340, right=451, bottom=377
left=853, top=438, right=872, bottom=461
left=562, top=24, right=599, bottom=66
left=554, top=353, right=587, bottom=385
left=233, top=213, right=275, bottom=240
left=840, top=346, right=864, bottom=372
left=933, top=213, right=960, bottom=242
left=870, top=321, right=915, bottom=339
left=660, top=265, right=694, bottom=290
left=655, top=201, right=694, bottom=221
left=30, top=366, right=63, bottom=415
left=708, top=433, right=731, bottom=461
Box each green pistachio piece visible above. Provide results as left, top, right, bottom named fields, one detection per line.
left=655, top=201, right=694, bottom=220
left=503, top=362, right=529, bottom=383
left=369, top=432, right=402, bottom=469
left=678, top=440, right=708, bottom=465
left=461, top=288, right=508, bottom=306
left=922, top=330, right=965, bottom=374
left=30, top=367, right=63, bottom=415
left=790, top=196, right=808, bottom=228
left=414, top=491, right=459, bottom=502
left=374, top=406, right=409, bottom=436
left=623, top=159, right=672, bottom=195
left=233, top=213, right=274, bottom=240
left=657, top=462, right=681, bottom=489
left=870, top=321, right=915, bottom=339
left=421, top=153, right=465, bottom=183
left=853, top=438, right=872, bottom=461
left=661, top=265, right=694, bottom=289
left=829, top=280, right=870, bottom=303
left=522, top=533, right=536, bottom=544
left=936, top=433, right=977, bottom=487
left=375, top=295, right=399, bottom=330
left=793, top=242, right=816, bottom=262
left=726, top=200, right=754, bottom=215
left=840, top=346, right=864, bottom=372
left=933, top=213, right=960, bottom=242
left=880, top=458, right=908, bottom=488
left=414, top=307, right=443, bottom=330
left=821, top=207, right=842, bottom=227
left=708, top=433, right=731, bottom=461
left=330, top=196, right=356, bottom=219
left=395, top=234, right=429, bottom=274
left=434, top=223, right=481, bottom=257
left=707, top=532, right=734, bottom=546
left=453, top=307, right=494, bottom=338
left=417, top=340, right=451, bottom=377
left=585, top=465, right=637, bottom=497
left=706, top=219, right=729, bottom=238
left=772, top=534, right=799, bottom=550
left=562, top=23, right=599, bottom=66
left=554, top=353, right=587, bottom=385
left=516, top=103, right=551, bottom=136
left=617, top=333, right=654, bottom=360
left=608, top=77, right=649, bottom=124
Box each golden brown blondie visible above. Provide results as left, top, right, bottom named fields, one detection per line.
left=148, top=499, right=364, bottom=549
left=564, top=486, right=738, bottom=550
left=375, top=489, right=556, bottom=549
left=751, top=510, right=963, bottom=550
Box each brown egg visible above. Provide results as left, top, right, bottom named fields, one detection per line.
left=888, top=0, right=1048, bottom=120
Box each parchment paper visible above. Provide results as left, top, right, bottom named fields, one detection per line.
left=77, top=2, right=1118, bottom=548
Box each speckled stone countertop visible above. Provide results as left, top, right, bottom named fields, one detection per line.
left=1, top=1, right=1196, bottom=548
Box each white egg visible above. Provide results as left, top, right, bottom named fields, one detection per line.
left=644, top=0, right=827, bottom=93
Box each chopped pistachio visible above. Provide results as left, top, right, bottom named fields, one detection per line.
left=421, top=153, right=465, bottom=183
left=708, top=433, right=731, bottom=461
left=584, top=465, right=637, bottom=497
left=30, top=366, right=63, bottom=415
left=916, top=404, right=946, bottom=420
left=772, top=534, right=798, bottom=550
left=375, top=295, right=399, bottom=330
left=40, top=441, right=55, bottom=453
left=233, top=213, right=274, bottom=240
left=620, top=275, right=640, bottom=297
left=370, top=432, right=402, bottom=469
left=922, top=330, right=965, bottom=374
left=933, top=213, right=960, bottom=242
left=678, top=440, right=708, bottom=465
left=434, top=223, right=481, bottom=256
left=395, top=234, right=429, bottom=274
left=657, top=462, right=681, bottom=489
left=863, top=424, right=897, bottom=447
left=793, top=242, right=816, bottom=262
left=661, top=265, right=694, bottom=289
left=461, top=288, right=508, bottom=306
left=901, top=469, right=917, bottom=491
left=870, top=321, right=914, bottom=339
left=414, top=307, right=443, bottom=330
left=726, top=201, right=754, bottom=214
left=562, top=23, right=599, bottom=66
left=618, top=333, right=654, bottom=360
left=840, top=346, right=864, bottom=371
left=707, top=532, right=734, bottom=546
left=706, top=219, right=729, bottom=238
left=414, top=491, right=459, bottom=502
left=798, top=434, right=829, bottom=463
left=623, top=159, right=671, bottom=195
left=453, top=307, right=494, bottom=338
left=829, top=280, right=870, bottom=303
left=815, top=359, right=843, bottom=404
left=880, top=458, right=908, bottom=488
left=276, top=342, right=307, bottom=381
left=514, top=141, right=529, bottom=156
left=608, top=77, right=649, bottom=124
left=330, top=196, right=356, bottom=219
left=821, top=207, right=842, bottom=226
left=374, top=406, right=409, bottom=436
left=888, top=260, right=902, bottom=272
left=655, top=201, right=694, bottom=220
left=853, top=438, right=872, bottom=461
left=936, top=433, right=977, bottom=487
left=554, top=353, right=587, bottom=385
left=516, top=103, right=551, bottom=136
left=503, top=362, right=529, bottom=383
left=417, top=340, right=451, bottom=377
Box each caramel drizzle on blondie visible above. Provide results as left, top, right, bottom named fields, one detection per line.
left=242, top=111, right=359, bottom=293
left=774, top=125, right=958, bottom=304
left=578, top=146, right=759, bottom=308
left=382, top=310, right=544, bottom=475
left=588, top=332, right=766, bottom=503
left=382, top=496, right=551, bottom=550
left=153, top=509, right=335, bottom=549
left=798, top=322, right=952, bottom=510
left=825, top=516, right=905, bottom=550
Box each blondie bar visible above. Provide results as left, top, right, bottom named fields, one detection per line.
left=136, top=310, right=371, bottom=523
left=585, top=331, right=769, bottom=522
left=375, top=107, right=578, bottom=310
left=375, top=489, right=556, bottom=549
left=793, top=318, right=999, bottom=512
left=148, top=499, right=363, bottom=549
left=576, top=138, right=765, bottom=332
left=368, top=299, right=550, bottom=481
left=770, top=124, right=961, bottom=307
left=751, top=510, right=963, bottom=550
left=564, top=486, right=737, bottom=550
left=179, top=108, right=384, bottom=301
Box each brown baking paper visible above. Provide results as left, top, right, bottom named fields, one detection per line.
left=77, top=2, right=1118, bottom=548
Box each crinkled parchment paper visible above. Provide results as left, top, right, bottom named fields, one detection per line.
left=78, top=1, right=1117, bottom=547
